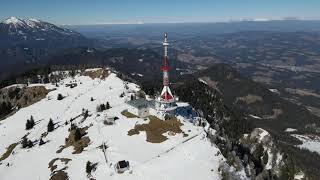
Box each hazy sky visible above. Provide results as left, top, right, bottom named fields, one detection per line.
left=0, top=0, right=319, bottom=25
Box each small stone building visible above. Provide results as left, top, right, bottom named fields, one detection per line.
left=116, top=160, right=130, bottom=173
left=126, top=99, right=155, bottom=118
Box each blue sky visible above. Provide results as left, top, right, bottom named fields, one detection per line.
left=0, top=0, right=319, bottom=25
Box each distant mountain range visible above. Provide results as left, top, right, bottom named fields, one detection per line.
left=0, top=17, right=87, bottom=48
left=65, top=20, right=320, bottom=38
left=0, top=17, right=89, bottom=80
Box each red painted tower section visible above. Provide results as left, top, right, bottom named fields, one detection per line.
left=160, top=33, right=174, bottom=102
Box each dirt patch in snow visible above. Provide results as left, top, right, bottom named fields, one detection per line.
left=48, top=158, right=71, bottom=180
left=82, top=69, right=109, bottom=79
left=0, top=143, right=18, bottom=162
left=50, top=170, right=69, bottom=180
left=56, top=126, right=91, bottom=154
left=48, top=158, right=72, bottom=172
left=121, top=110, right=138, bottom=118
left=128, top=116, right=184, bottom=143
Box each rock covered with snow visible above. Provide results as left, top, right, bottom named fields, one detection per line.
left=240, top=128, right=283, bottom=178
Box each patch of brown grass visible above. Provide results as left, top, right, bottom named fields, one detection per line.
left=0, top=86, right=52, bottom=121
left=48, top=158, right=71, bottom=180
left=50, top=170, right=69, bottom=180
left=56, top=126, right=91, bottom=154
left=0, top=143, right=18, bottom=162
left=17, top=86, right=51, bottom=108
left=82, top=69, right=109, bottom=79
left=48, top=158, right=71, bottom=172
left=128, top=116, right=184, bottom=143
left=121, top=110, right=138, bottom=118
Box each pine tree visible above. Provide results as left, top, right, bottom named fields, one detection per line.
left=26, top=120, right=32, bottom=130
left=30, top=115, right=34, bottom=122
left=21, top=136, right=33, bottom=148
left=47, top=119, right=54, bottom=132
left=27, top=140, right=33, bottom=148
left=57, top=93, right=64, bottom=100
left=30, top=115, right=35, bottom=126
left=83, top=109, right=89, bottom=119
left=96, top=105, right=102, bottom=112
left=26, top=115, right=35, bottom=130
left=22, top=137, right=28, bottom=148
left=100, top=104, right=106, bottom=111
left=106, top=102, right=110, bottom=109
left=39, top=138, right=45, bottom=146
left=86, top=161, right=92, bottom=174
left=74, top=128, right=82, bottom=142
left=90, top=97, right=94, bottom=101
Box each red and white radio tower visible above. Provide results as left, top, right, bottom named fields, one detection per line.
left=160, top=33, right=174, bottom=102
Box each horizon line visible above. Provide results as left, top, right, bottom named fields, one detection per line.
left=2, top=16, right=320, bottom=26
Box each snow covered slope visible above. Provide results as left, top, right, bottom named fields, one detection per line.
left=292, top=134, right=320, bottom=155
left=0, top=69, right=225, bottom=180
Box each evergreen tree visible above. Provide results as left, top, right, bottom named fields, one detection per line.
left=86, top=161, right=92, bottom=174
left=86, top=161, right=97, bottom=176
left=83, top=109, right=89, bottom=119
left=39, top=138, right=45, bottom=146
left=22, top=137, right=28, bottom=148
left=57, top=94, right=64, bottom=100
left=70, top=123, right=77, bottom=131
left=30, top=115, right=35, bottom=127
left=106, top=102, right=110, bottom=109
left=30, top=115, right=34, bottom=124
left=100, top=104, right=106, bottom=111
left=74, top=128, right=82, bottom=142
left=47, top=119, right=54, bottom=132
left=90, top=97, right=94, bottom=101
left=26, top=116, right=35, bottom=130
left=26, top=120, right=32, bottom=130
left=21, top=137, right=33, bottom=148
left=96, top=105, right=101, bottom=112
left=27, top=140, right=33, bottom=148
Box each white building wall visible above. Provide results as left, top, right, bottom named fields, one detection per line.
left=127, top=106, right=150, bottom=118
left=127, top=106, right=139, bottom=116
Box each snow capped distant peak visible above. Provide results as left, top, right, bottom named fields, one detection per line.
left=25, top=18, right=43, bottom=28
left=253, top=18, right=271, bottom=22
left=3, top=16, right=24, bottom=25
left=28, top=18, right=40, bottom=23
left=239, top=18, right=272, bottom=22
left=1, top=17, right=46, bottom=28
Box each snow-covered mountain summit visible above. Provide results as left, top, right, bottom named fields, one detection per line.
left=3, top=17, right=25, bottom=25
left=0, top=68, right=225, bottom=180
left=1, top=16, right=75, bottom=34
left=0, top=16, right=87, bottom=49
